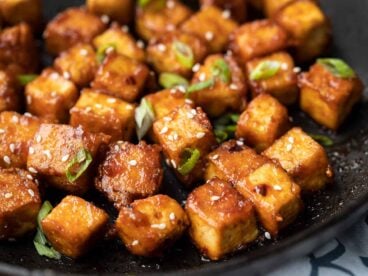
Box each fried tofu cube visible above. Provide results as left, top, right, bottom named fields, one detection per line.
left=186, top=178, right=258, bottom=260
left=41, top=195, right=109, bottom=259
left=91, top=53, right=149, bottom=102
left=181, top=6, right=238, bottom=53
left=136, top=0, right=192, bottom=41
left=235, top=94, right=290, bottom=152
left=229, top=19, right=288, bottom=64
left=199, top=0, right=247, bottom=22
left=0, top=0, right=42, bottom=29
left=87, top=0, right=134, bottom=25
left=189, top=54, right=247, bottom=117
left=93, top=23, right=145, bottom=62
left=274, top=0, right=330, bottom=62
left=153, top=104, right=217, bottom=187
left=44, top=7, right=107, bottom=55
left=299, top=62, right=363, bottom=130
left=115, top=194, right=188, bottom=256
left=147, top=31, right=208, bottom=78
left=0, top=112, right=43, bottom=169
left=245, top=51, right=298, bottom=105
left=0, top=168, right=41, bottom=240
left=25, top=68, right=78, bottom=123
left=27, top=124, right=110, bottom=194
left=0, top=70, right=20, bottom=112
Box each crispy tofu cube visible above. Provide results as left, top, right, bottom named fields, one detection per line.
left=153, top=104, right=217, bottom=187
left=263, top=127, right=333, bottom=192
left=181, top=6, right=238, bottom=53
left=44, top=7, right=107, bottom=55
left=147, top=30, right=208, bottom=78
left=0, top=168, right=41, bottom=240
left=0, top=70, right=20, bottom=112
left=235, top=94, right=290, bottom=152
left=41, top=195, right=109, bottom=258
left=299, top=62, right=363, bottom=130
left=27, top=124, right=110, bottom=194
left=189, top=54, right=247, bottom=117
left=199, top=0, right=247, bottom=22
left=0, top=112, right=43, bottom=169
left=115, top=194, right=188, bottom=256
left=229, top=19, right=288, bottom=64
left=91, top=53, right=149, bottom=102
left=274, top=0, right=330, bottom=62
left=87, top=0, right=134, bottom=25
left=25, top=68, right=78, bottom=123
left=93, top=23, right=145, bottom=62
left=136, top=0, right=192, bottom=41
left=0, top=0, right=42, bottom=29
left=186, top=178, right=258, bottom=260
left=245, top=51, right=298, bottom=105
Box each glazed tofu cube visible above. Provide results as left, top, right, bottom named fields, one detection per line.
left=92, top=53, right=149, bottom=102
left=186, top=178, right=258, bottom=260
left=25, top=68, right=78, bottom=123
left=41, top=195, right=109, bottom=258
left=115, top=194, right=188, bottom=256
left=274, top=0, right=330, bottom=62
left=199, top=0, right=247, bottom=22
left=235, top=94, right=290, bottom=152
left=189, top=54, right=247, bottom=118
left=0, top=168, right=41, bottom=240
left=263, top=127, right=334, bottom=192
left=87, top=0, right=134, bottom=25
left=0, top=112, right=43, bottom=169
left=147, top=30, right=208, bottom=78
left=70, top=89, right=135, bottom=142
left=136, top=0, right=192, bottom=41
left=44, top=7, right=107, bottom=55
left=263, top=0, right=293, bottom=17
left=299, top=61, right=363, bottom=130
left=229, top=19, right=288, bottom=64
left=93, top=23, right=145, bottom=62
left=245, top=51, right=298, bottom=105
left=181, top=6, right=238, bottom=53
left=0, top=70, right=20, bottom=112
left=27, top=124, right=110, bottom=194
left=54, top=43, right=99, bottom=87
left=0, top=0, right=42, bottom=29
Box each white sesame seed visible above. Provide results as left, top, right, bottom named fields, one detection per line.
left=35, top=179, right=39, bottom=185
left=61, top=154, right=70, bottom=162
left=222, top=9, right=231, bottom=19
left=114, top=145, right=120, bottom=151
left=4, top=192, right=12, bottom=199
left=196, top=132, right=206, bottom=139
left=210, top=195, right=220, bottom=201
left=11, top=116, right=19, bottom=124
left=136, top=40, right=144, bottom=49
left=177, top=85, right=186, bottom=93
left=107, top=98, right=117, bottom=104
left=170, top=159, right=177, bottom=169
left=126, top=105, right=133, bottom=110
left=100, top=14, right=110, bottom=24
left=169, top=212, right=176, bottom=220
left=191, top=109, right=197, bottom=115
left=28, top=189, right=35, bottom=197
left=26, top=95, right=32, bottom=104
left=151, top=223, right=166, bottom=230
left=128, top=160, right=137, bottom=166
left=163, top=116, right=172, bottom=122
left=26, top=174, right=33, bottom=180
left=63, top=71, right=71, bottom=79
left=79, top=49, right=88, bottom=56
left=236, top=140, right=244, bottom=146
left=24, top=112, right=32, bottom=117
left=288, top=137, right=295, bottom=144
left=172, top=132, right=178, bottom=140
left=199, top=73, right=206, bottom=81
left=157, top=44, right=166, bottom=52
left=9, top=144, right=15, bottom=153
left=167, top=0, right=175, bottom=9
left=185, top=99, right=193, bottom=104
left=265, top=232, right=271, bottom=239
left=106, top=46, right=115, bottom=54
left=286, top=144, right=293, bottom=152
left=0, top=129, right=5, bottom=134
left=28, top=167, right=38, bottom=174
left=192, top=63, right=201, bottom=72
left=43, top=150, right=52, bottom=159
left=187, top=112, right=195, bottom=119
left=3, top=156, right=11, bottom=165
left=160, top=126, right=168, bottom=134
left=121, top=25, right=129, bottom=32
left=29, top=147, right=35, bottom=155
left=205, top=31, right=214, bottom=41
left=273, top=185, right=282, bottom=191
left=132, top=240, right=139, bottom=246
left=35, top=135, right=41, bottom=143
left=95, top=103, right=102, bottom=109
left=50, top=72, right=59, bottom=80
left=51, top=91, right=57, bottom=97
left=293, top=67, right=301, bottom=73
left=211, top=154, right=219, bottom=160
left=229, top=84, right=238, bottom=90
left=281, top=63, right=288, bottom=70
left=85, top=107, right=92, bottom=112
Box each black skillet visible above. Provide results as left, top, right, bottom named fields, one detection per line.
left=0, top=0, right=368, bottom=275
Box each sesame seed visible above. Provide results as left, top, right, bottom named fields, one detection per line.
left=191, top=109, right=197, bottom=115
left=26, top=174, right=33, bottom=180
left=4, top=192, right=12, bottom=199
left=160, top=126, right=168, bottom=134
left=177, top=85, right=186, bottom=93
left=36, top=135, right=42, bottom=143
left=236, top=140, right=244, bottom=146
left=26, top=95, right=32, bottom=104
left=24, top=112, right=32, bottom=117
left=85, top=107, right=92, bottom=112
left=163, top=116, right=172, bottom=122
left=211, top=154, right=219, bottom=160
left=293, top=67, right=301, bottom=73
left=28, top=189, right=35, bottom=197
left=107, top=98, right=117, bottom=104
left=95, top=103, right=102, bottom=109
left=128, top=160, right=137, bottom=166
left=187, top=112, right=194, bottom=119
left=192, top=63, right=201, bottom=72
left=126, top=105, right=133, bottom=110
left=51, top=91, right=57, bottom=97
left=136, top=40, right=144, bottom=49
left=196, top=132, right=206, bottom=139
left=288, top=137, right=295, bottom=143
left=11, top=116, right=19, bottom=124
left=9, top=144, right=15, bottom=153
left=281, top=63, right=288, bottom=70
left=222, top=9, right=231, bottom=19
left=170, top=159, right=177, bottom=169
left=172, top=132, right=178, bottom=140
left=286, top=144, right=293, bottom=152
left=274, top=185, right=282, bottom=191
left=63, top=71, right=71, bottom=79
left=43, top=150, right=52, bottom=159
left=265, top=232, right=271, bottom=239
left=50, top=72, right=59, bottom=80
left=61, top=154, right=69, bottom=162
left=229, top=84, right=238, bottom=90
left=121, top=25, right=129, bottom=32
left=0, top=129, right=5, bottom=134
left=185, top=99, right=193, bottom=104
left=167, top=0, right=175, bottom=9
left=132, top=240, right=139, bottom=246
left=79, top=49, right=88, bottom=56
left=3, top=156, right=11, bottom=165
left=106, top=46, right=114, bottom=54
left=169, top=212, right=176, bottom=220
left=199, top=73, right=206, bottom=81
left=157, top=44, right=166, bottom=52
left=100, top=14, right=110, bottom=24
left=151, top=223, right=166, bottom=230
left=28, top=167, right=38, bottom=174
left=210, top=195, right=220, bottom=201
left=205, top=31, right=214, bottom=41
left=28, top=147, right=34, bottom=155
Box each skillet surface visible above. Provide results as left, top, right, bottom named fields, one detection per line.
left=0, top=0, right=368, bottom=275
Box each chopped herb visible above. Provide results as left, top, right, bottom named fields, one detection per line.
left=172, top=41, right=194, bottom=69
left=309, top=134, right=334, bottom=147
left=186, top=79, right=215, bottom=96
left=213, top=113, right=240, bottom=143
left=96, top=43, right=116, bottom=63
left=135, top=99, right=155, bottom=140
left=178, top=148, right=201, bottom=176
left=17, top=74, right=38, bottom=86
left=211, top=58, right=231, bottom=83
left=159, top=72, right=189, bottom=89
left=66, top=148, right=93, bottom=182
left=250, top=61, right=281, bottom=81
left=317, top=58, right=356, bottom=78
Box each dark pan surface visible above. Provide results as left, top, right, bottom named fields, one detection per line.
left=1, top=0, right=368, bottom=275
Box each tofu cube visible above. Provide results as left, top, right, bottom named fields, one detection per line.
left=41, top=195, right=109, bottom=258
left=263, top=0, right=293, bottom=17
left=25, top=68, right=78, bottom=123
left=186, top=178, right=258, bottom=260
left=0, top=0, right=42, bottom=29
left=115, top=194, right=188, bottom=256
left=70, top=89, right=135, bottom=142
left=235, top=94, right=290, bottom=152
left=199, top=0, right=247, bottom=22
left=44, top=7, right=107, bottom=55
left=92, top=52, right=149, bottom=102
left=27, top=124, right=110, bottom=194
left=0, top=70, right=20, bottom=112
left=87, top=0, right=134, bottom=25
left=263, top=127, right=334, bottom=192
left=0, top=168, right=41, bottom=240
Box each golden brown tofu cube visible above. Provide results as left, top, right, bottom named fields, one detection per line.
left=147, top=30, right=208, bottom=78
left=136, top=0, right=192, bottom=41
left=25, top=68, right=78, bottom=123
left=0, top=70, right=20, bottom=112
left=153, top=104, right=217, bottom=187
left=299, top=62, right=363, bottom=130
left=274, top=0, right=330, bottom=62
left=87, top=0, right=134, bottom=25
left=245, top=51, right=298, bottom=105
left=235, top=94, right=290, bottom=152
left=229, top=19, right=288, bottom=64
left=93, top=23, right=145, bottom=62
left=199, top=0, right=247, bottom=22
left=41, top=195, right=109, bottom=259
left=27, top=124, right=110, bottom=194
left=44, top=7, right=107, bottom=55
left=189, top=54, right=247, bottom=118
left=0, top=168, right=41, bottom=240
left=115, top=194, right=188, bottom=256
left=92, top=53, right=149, bottom=102
left=0, top=0, right=42, bottom=29
left=186, top=178, right=258, bottom=260
left=54, top=43, right=98, bottom=88
left=263, top=127, right=333, bottom=192
left=181, top=6, right=238, bottom=53
left=0, top=111, right=43, bottom=169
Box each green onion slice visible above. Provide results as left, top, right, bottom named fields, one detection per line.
left=135, top=98, right=155, bottom=140
left=17, top=74, right=38, bottom=86
left=172, top=41, right=194, bottom=69
left=159, top=72, right=189, bottom=89
left=66, top=148, right=93, bottom=182
left=317, top=58, right=356, bottom=78
left=186, top=79, right=215, bottom=96
left=211, top=58, right=231, bottom=84
left=213, top=113, right=240, bottom=143
left=178, top=148, right=201, bottom=176
left=250, top=61, right=281, bottom=81
left=309, top=134, right=334, bottom=147
left=96, top=43, right=116, bottom=63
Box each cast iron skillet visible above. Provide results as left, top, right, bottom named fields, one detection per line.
left=0, top=0, right=368, bottom=275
